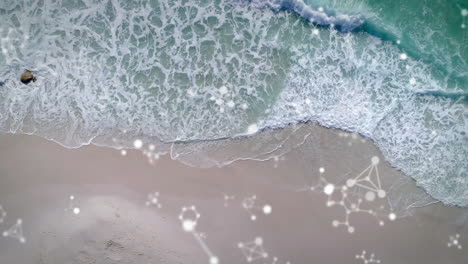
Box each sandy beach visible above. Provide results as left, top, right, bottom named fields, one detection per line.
left=0, top=124, right=466, bottom=264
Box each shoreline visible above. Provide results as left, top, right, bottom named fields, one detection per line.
left=6, top=119, right=454, bottom=209
left=0, top=129, right=467, bottom=263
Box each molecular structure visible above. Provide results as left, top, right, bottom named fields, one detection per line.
left=300, top=157, right=396, bottom=233
left=0, top=205, right=6, bottom=224
left=448, top=234, right=463, bottom=250
left=142, top=144, right=162, bottom=165
left=356, top=251, right=381, bottom=264
left=133, top=139, right=163, bottom=165
left=238, top=237, right=268, bottom=262
left=179, top=206, right=219, bottom=264
left=66, top=195, right=81, bottom=215
left=223, top=194, right=235, bottom=207
left=208, top=85, right=248, bottom=113
left=460, top=8, right=467, bottom=29
left=118, top=139, right=162, bottom=164
left=3, top=218, right=26, bottom=244
left=145, top=192, right=162, bottom=208
left=242, top=196, right=273, bottom=221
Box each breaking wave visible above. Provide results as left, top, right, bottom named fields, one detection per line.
left=0, top=0, right=466, bottom=206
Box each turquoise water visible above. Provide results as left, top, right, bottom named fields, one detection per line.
left=0, top=0, right=467, bottom=206
left=309, top=0, right=468, bottom=90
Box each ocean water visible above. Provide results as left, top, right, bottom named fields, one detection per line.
left=0, top=0, right=467, bottom=206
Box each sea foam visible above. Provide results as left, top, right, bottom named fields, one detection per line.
left=0, top=0, right=466, bottom=206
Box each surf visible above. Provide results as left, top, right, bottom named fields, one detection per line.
left=0, top=0, right=466, bottom=207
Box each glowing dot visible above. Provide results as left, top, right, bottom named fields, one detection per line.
left=348, top=226, right=355, bottom=233
left=133, top=139, right=143, bottom=149
left=70, top=195, right=75, bottom=200
left=377, top=189, right=386, bottom=198
left=73, top=207, right=80, bottom=215
left=241, top=103, right=248, bottom=110
left=371, top=156, right=380, bottom=165
left=324, top=184, right=335, bottom=195
left=318, top=7, right=324, bottom=12
left=409, top=78, right=416, bottom=85
left=263, top=205, right=272, bottom=215
left=305, top=98, right=311, bottom=105
left=215, top=99, right=224, bottom=105
left=187, top=90, right=196, bottom=97
left=210, top=256, right=219, bottom=264
left=247, top=124, right=258, bottom=135
left=251, top=215, right=257, bottom=221
left=219, top=86, right=228, bottom=95
left=396, top=40, right=401, bottom=44
left=183, top=220, right=196, bottom=232
left=462, top=24, right=466, bottom=29
left=462, top=9, right=468, bottom=16
left=319, top=167, right=325, bottom=173
left=346, top=179, right=356, bottom=187
left=389, top=213, right=396, bottom=221
left=149, top=144, right=155, bottom=151
left=255, top=237, right=263, bottom=245
left=227, top=100, right=235, bottom=108
left=399, top=53, right=408, bottom=60
left=365, top=191, right=376, bottom=201
left=312, top=29, right=319, bottom=35
left=332, top=220, right=339, bottom=227
left=120, top=150, right=127, bottom=156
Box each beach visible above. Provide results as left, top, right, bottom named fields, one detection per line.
left=0, top=124, right=466, bottom=263
left=0, top=1, right=467, bottom=262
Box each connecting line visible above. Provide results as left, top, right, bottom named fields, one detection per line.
left=179, top=206, right=219, bottom=264
left=447, top=233, right=463, bottom=250
left=298, top=157, right=397, bottom=234
left=242, top=196, right=272, bottom=221
left=192, top=231, right=218, bottom=263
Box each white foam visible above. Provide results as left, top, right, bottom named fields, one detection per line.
left=0, top=0, right=466, bottom=206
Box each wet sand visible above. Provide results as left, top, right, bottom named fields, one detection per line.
left=0, top=125, right=466, bottom=264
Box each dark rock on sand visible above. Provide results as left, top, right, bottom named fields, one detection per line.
left=20, top=70, right=37, bottom=84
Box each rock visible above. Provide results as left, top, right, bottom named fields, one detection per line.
left=20, top=70, right=37, bottom=84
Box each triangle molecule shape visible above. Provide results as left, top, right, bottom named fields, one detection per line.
left=3, top=218, right=26, bottom=243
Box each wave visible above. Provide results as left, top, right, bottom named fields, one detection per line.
left=240, top=0, right=365, bottom=32
left=0, top=0, right=467, bottom=207
left=416, top=91, right=468, bottom=101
